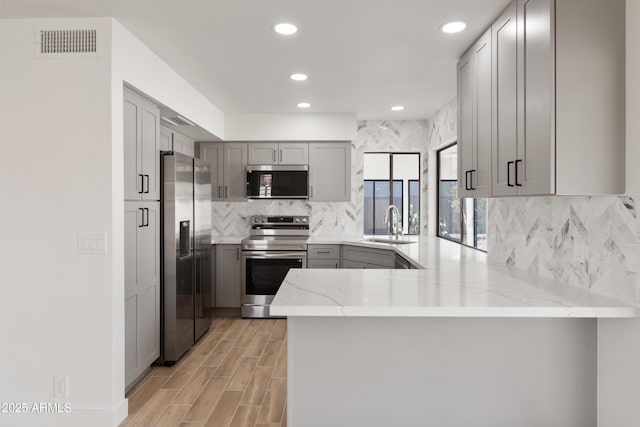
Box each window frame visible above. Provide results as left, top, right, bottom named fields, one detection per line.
left=363, top=152, right=421, bottom=236
left=436, top=143, right=487, bottom=252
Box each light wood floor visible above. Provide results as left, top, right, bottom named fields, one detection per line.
left=121, top=317, right=287, bottom=427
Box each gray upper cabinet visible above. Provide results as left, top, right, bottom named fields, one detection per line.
left=248, top=142, right=278, bottom=164
left=200, top=143, right=224, bottom=200
left=485, top=0, right=625, bottom=196
left=172, top=131, right=195, bottom=157
left=309, top=142, right=351, bottom=201
left=457, top=28, right=492, bottom=198
left=161, top=126, right=195, bottom=157
left=279, top=143, right=309, bottom=164
left=515, top=0, right=554, bottom=196
left=491, top=1, right=519, bottom=197
left=124, top=88, right=160, bottom=201
left=200, top=142, right=247, bottom=201
left=160, top=126, right=172, bottom=152
left=223, top=143, right=248, bottom=201
left=248, top=142, right=309, bottom=165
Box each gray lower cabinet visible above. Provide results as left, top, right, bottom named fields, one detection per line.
left=215, top=244, right=242, bottom=308
left=341, top=245, right=395, bottom=269
left=307, top=244, right=341, bottom=269
left=124, top=201, right=160, bottom=389
left=394, top=255, right=412, bottom=269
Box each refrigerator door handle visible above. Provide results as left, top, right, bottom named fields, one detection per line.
left=139, top=174, right=144, bottom=194
left=144, top=208, right=149, bottom=227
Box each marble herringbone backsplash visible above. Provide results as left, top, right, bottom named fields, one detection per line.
left=488, top=195, right=640, bottom=305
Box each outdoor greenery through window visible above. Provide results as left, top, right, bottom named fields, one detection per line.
left=437, top=144, right=487, bottom=251
left=364, top=153, right=420, bottom=235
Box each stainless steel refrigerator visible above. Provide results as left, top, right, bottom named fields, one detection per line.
left=160, top=152, right=212, bottom=364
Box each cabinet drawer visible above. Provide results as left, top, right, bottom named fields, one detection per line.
left=308, top=244, right=340, bottom=259
left=342, top=245, right=395, bottom=267
left=307, top=259, right=340, bottom=269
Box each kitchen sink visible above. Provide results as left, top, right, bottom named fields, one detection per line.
left=364, top=238, right=416, bottom=245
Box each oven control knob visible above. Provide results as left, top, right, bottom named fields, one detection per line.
left=295, top=218, right=300, bottom=223
left=260, top=217, right=266, bottom=223
left=302, top=218, right=307, bottom=223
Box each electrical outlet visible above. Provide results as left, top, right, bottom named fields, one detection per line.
left=53, top=377, right=68, bottom=399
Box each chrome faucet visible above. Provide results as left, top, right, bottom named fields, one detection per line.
left=384, top=205, right=401, bottom=239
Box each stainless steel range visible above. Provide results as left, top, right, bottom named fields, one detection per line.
left=241, top=215, right=309, bottom=318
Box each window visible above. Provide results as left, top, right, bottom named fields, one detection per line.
left=437, top=144, right=487, bottom=251
left=363, top=153, right=420, bottom=235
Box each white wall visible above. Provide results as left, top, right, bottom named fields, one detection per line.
left=0, top=18, right=122, bottom=426
left=224, top=113, right=357, bottom=141
left=0, top=17, right=227, bottom=427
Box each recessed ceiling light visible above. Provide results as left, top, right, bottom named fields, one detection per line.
left=290, top=73, right=308, bottom=81
left=297, top=102, right=311, bottom=108
left=391, top=106, right=404, bottom=111
left=274, top=23, right=298, bottom=35
left=441, top=21, right=467, bottom=34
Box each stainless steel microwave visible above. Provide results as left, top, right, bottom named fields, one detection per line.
left=246, top=165, right=309, bottom=199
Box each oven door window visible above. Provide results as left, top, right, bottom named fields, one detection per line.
left=245, top=257, right=303, bottom=295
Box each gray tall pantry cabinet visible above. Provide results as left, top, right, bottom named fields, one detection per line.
left=123, top=87, right=161, bottom=390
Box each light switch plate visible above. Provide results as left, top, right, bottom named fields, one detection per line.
left=78, top=233, right=107, bottom=255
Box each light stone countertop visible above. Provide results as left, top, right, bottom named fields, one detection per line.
left=271, top=235, right=638, bottom=318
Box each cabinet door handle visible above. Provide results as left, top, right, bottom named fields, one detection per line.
left=514, top=160, right=522, bottom=187
left=225, top=186, right=228, bottom=198
left=273, top=150, right=276, bottom=162
left=335, top=262, right=339, bottom=268
left=317, top=251, right=331, bottom=254
left=279, top=149, right=283, bottom=162
left=144, top=174, right=150, bottom=194
left=465, top=170, right=471, bottom=191
left=144, top=208, right=149, bottom=227
left=507, top=161, right=515, bottom=187
left=139, top=174, right=144, bottom=194
left=469, top=169, right=476, bottom=190
left=138, top=208, right=144, bottom=227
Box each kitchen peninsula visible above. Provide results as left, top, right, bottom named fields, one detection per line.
left=271, top=236, right=637, bottom=427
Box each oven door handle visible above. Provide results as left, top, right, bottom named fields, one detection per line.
left=242, top=251, right=307, bottom=259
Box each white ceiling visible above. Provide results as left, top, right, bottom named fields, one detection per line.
left=0, top=0, right=511, bottom=120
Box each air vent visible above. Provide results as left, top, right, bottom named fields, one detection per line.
left=162, top=116, right=196, bottom=127
left=36, top=28, right=101, bottom=58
